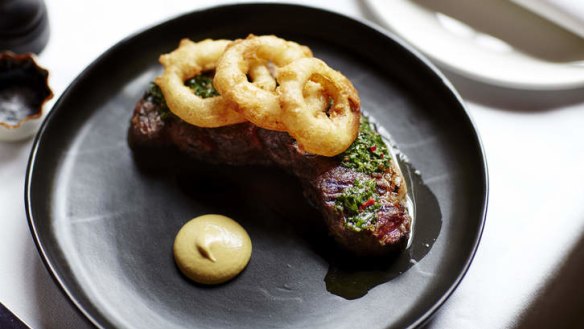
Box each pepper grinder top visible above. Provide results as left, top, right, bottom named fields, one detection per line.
left=0, top=0, right=50, bottom=54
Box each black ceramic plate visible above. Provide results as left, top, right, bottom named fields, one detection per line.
left=25, top=4, right=487, bottom=329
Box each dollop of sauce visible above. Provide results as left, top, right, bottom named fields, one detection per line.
left=173, top=214, right=252, bottom=285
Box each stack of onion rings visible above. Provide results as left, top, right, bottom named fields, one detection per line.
left=213, top=35, right=313, bottom=131
left=155, top=35, right=361, bottom=156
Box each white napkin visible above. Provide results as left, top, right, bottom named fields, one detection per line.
left=511, top=0, right=584, bottom=38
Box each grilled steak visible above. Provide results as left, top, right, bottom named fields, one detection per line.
left=128, top=85, right=412, bottom=256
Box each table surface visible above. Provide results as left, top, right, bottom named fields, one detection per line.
left=2, top=1, right=584, bottom=328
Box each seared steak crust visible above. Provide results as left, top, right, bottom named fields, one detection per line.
left=128, top=94, right=411, bottom=256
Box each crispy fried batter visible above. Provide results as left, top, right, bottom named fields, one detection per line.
left=213, top=35, right=313, bottom=131
left=278, top=58, right=360, bottom=156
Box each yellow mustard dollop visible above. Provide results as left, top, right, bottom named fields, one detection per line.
left=173, top=214, right=252, bottom=285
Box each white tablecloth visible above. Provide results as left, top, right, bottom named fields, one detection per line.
left=1, top=1, right=583, bottom=328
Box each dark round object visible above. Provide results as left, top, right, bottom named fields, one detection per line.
left=25, top=4, right=488, bottom=329
left=0, top=51, right=52, bottom=128
left=0, top=0, right=50, bottom=54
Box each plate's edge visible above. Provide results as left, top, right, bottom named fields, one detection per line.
left=24, top=120, right=102, bottom=326
left=364, top=0, right=584, bottom=91
left=24, top=97, right=107, bottom=326
left=24, top=3, right=489, bottom=329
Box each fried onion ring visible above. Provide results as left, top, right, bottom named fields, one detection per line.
left=248, top=60, right=277, bottom=91
left=278, top=57, right=361, bottom=156
left=155, top=39, right=246, bottom=128
left=213, top=35, right=313, bottom=131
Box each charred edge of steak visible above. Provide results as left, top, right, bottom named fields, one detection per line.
left=128, top=85, right=412, bottom=256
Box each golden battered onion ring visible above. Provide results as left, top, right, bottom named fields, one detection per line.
left=155, top=39, right=246, bottom=128
left=248, top=60, right=277, bottom=91
left=303, top=80, right=329, bottom=113
left=278, top=57, right=361, bottom=156
left=213, top=35, right=313, bottom=131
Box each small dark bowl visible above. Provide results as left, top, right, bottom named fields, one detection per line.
left=0, top=51, right=53, bottom=140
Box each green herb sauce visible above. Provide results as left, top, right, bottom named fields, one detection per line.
left=146, top=82, right=166, bottom=106
left=335, top=179, right=381, bottom=231
left=146, top=83, right=171, bottom=120
left=335, top=117, right=394, bottom=231
left=185, top=73, right=219, bottom=99
left=340, top=117, right=392, bottom=174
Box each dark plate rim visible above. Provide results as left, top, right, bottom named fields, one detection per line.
left=24, top=3, right=489, bottom=329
